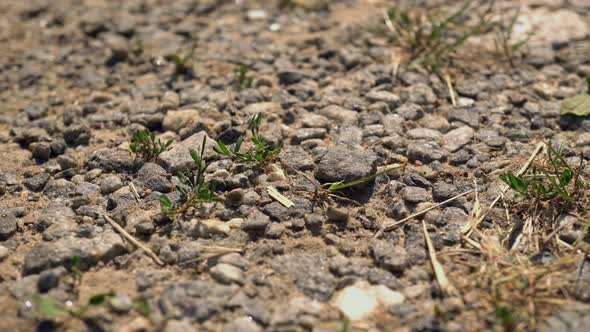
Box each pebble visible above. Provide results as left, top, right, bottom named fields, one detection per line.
left=333, top=280, right=405, bottom=321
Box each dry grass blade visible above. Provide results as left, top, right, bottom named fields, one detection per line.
left=103, top=214, right=164, bottom=266
left=445, top=74, right=457, bottom=107
left=374, top=188, right=474, bottom=239
left=461, top=180, right=481, bottom=234
left=465, top=141, right=544, bottom=236
left=267, top=186, right=294, bottom=208
left=422, top=219, right=458, bottom=296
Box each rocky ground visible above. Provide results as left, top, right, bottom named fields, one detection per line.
left=1, top=0, right=590, bottom=331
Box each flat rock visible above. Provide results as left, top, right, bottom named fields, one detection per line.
left=315, top=145, right=377, bottom=186
left=23, top=230, right=126, bottom=274
left=442, top=126, right=475, bottom=152
left=158, top=131, right=215, bottom=173
left=0, top=209, right=17, bottom=240
left=333, top=280, right=405, bottom=321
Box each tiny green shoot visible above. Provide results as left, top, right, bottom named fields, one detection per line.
left=130, top=129, right=173, bottom=162
left=160, top=135, right=221, bottom=217
left=214, top=113, right=280, bottom=165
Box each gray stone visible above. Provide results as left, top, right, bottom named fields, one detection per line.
left=260, top=198, right=311, bottom=222
left=29, top=142, right=52, bottom=160
left=210, top=263, right=244, bottom=284
left=158, top=131, right=215, bottom=173
left=87, top=148, right=137, bottom=173
left=365, top=90, right=400, bottom=108
left=396, top=103, right=424, bottom=121
left=264, top=223, right=285, bottom=238
left=371, top=241, right=408, bottom=273
left=224, top=317, right=262, bottom=332
left=432, top=183, right=458, bottom=202
left=63, top=124, right=91, bottom=146
left=290, top=128, right=326, bottom=144
left=448, top=108, right=479, bottom=128
left=25, top=104, right=48, bottom=120
left=336, top=126, right=363, bottom=146
left=158, top=280, right=237, bottom=322
left=134, top=162, right=173, bottom=193
left=271, top=254, right=335, bottom=301
left=43, top=179, right=76, bottom=198
left=0, top=245, right=9, bottom=260
left=407, top=141, right=447, bottom=163
left=24, top=173, right=50, bottom=192
left=442, top=126, right=474, bottom=152
left=278, top=146, right=314, bottom=171
left=319, top=105, right=358, bottom=125
left=406, top=128, right=442, bottom=141
left=436, top=207, right=468, bottom=245
left=400, top=186, right=430, bottom=203
left=316, top=145, right=377, bottom=186
left=400, top=83, right=437, bottom=105
left=109, top=294, right=133, bottom=313
left=0, top=209, right=17, bottom=240
left=37, top=267, right=66, bottom=292
left=242, top=209, right=270, bottom=231
left=99, top=175, right=124, bottom=194
left=326, top=207, right=349, bottom=223
left=23, top=230, right=126, bottom=274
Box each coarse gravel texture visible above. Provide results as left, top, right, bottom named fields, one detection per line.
left=1, top=0, right=590, bottom=331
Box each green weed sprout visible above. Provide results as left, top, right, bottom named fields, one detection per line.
left=167, top=44, right=196, bottom=75
left=499, top=143, right=577, bottom=202
left=214, top=113, right=280, bottom=165
left=234, top=65, right=253, bottom=91
left=160, top=135, right=221, bottom=217
left=130, top=129, right=173, bottom=162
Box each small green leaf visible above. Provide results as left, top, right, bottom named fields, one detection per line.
left=88, top=291, right=116, bottom=305
left=32, top=294, right=69, bottom=320
left=560, top=94, right=590, bottom=117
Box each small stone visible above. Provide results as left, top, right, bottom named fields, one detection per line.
left=158, top=131, right=215, bottom=173
left=63, top=124, right=91, bottom=146
left=24, top=173, right=50, bottom=192
left=38, top=268, right=65, bottom=293
left=134, top=162, right=173, bottom=193
left=400, top=83, right=437, bottom=105
left=0, top=245, right=9, bottom=260
left=265, top=223, right=285, bottom=239
left=109, top=294, right=134, bottom=313
left=333, top=281, right=405, bottom=321
left=0, top=209, right=17, bottom=240
left=365, top=90, right=400, bottom=108
left=225, top=189, right=245, bottom=207
left=400, top=186, right=430, bottom=204
left=242, top=210, right=271, bottom=231
left=290, top=128, right=327, bottom=144
left=25, top=104, right=48, bottom=120
left=29, top=142, right=52, bottom=160
left=210, top=263, right=244, bottom=285
left=442, top=126, right=475, bottom=152
left=371, top=241, right=408, bottom=273
left=224, top=317, right=262, bottom=332
left=319, top=105, right=358, bottom=125
left=99, top=175, right=124, bottom=194
left=326, top=207, right=349, bottom=223
left=316, top=145, right=377, bottom=186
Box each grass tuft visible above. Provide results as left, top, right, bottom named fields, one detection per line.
left=130, top=129, right=173, bottom=162
left=160, top=135, right=221, bottom=217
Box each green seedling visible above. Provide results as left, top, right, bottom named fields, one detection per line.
left=494, top=301, right=520, bottom=332
left=130, top=129, right=173, bottom=162
left=385, top=1, right=494, bottom=73
left=493, top=7, right=533, bottom=67
left=166, top=44, right=196, bottom=75
left=234, top=65, right=253, bottom=91
left=214, top=113, right=280, bottom=165
left=290, top=162, right=407, bottom=212
left=500, top=143, right=577, bottom=203
left=160, top=135, right=221, bottom=217
left=69, top=256, right=82, bottom=286
left=560, top=75, right=590, bottom=117
left=32, top=291, right=149, bottom=322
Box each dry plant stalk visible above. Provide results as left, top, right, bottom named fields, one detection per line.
left=103, top=214, right=164, bottom=266
left=422, top=219, right=458, bottom=296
